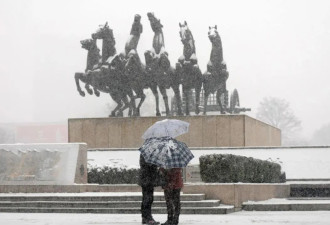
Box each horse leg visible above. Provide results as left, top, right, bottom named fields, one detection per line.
left=117, top=95, right=131, bottom=117
left=172, top=85, right=183, bottom=116
left=88, top=70, right=102, bottom=97
left=74, top=73, right=86, bottom=97
left=150, top=85, right=161, bottom=116
left=134, top=91, right=146, bottom=117
left=216, top=89, right=225, bottom=114
left=84, top=71, right=95, bottom=95
left=93, top=87, right=100, bottom=97
left=195, top=83, right=202, bottom=115
left=85, top=84, right=93, bottom=95
left=203, top=91, right=210, bottom=115
left=183, top=87, right=190, bottom=116
left=126, top=91, right=136, bottom=117
left=111, top=102, right=122, bottom=117
left=109, top=93, right=123, bottom=117
left=159, top=86, right=170, bottom=116
left=91, top=76, right=100, bottom=97
left=192, top=67, right=202, bottom=115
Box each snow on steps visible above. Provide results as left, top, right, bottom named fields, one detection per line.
left=0, top=192, right=234, bottom=214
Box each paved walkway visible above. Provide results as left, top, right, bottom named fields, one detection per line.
left=1, top=211, right=330, bottom=225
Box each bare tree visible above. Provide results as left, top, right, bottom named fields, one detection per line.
left=256, top=97, right=302, bottom=145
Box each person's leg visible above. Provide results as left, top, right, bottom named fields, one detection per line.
left=162, top=189, right=174, bottom=225
left=172, top=189, right=181, bottom=225
left=141, top=186, right=154, bottom=222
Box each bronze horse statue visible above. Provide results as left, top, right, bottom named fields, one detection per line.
left=144, top=12, right=183, bottom=116
left=203, top=25, right=229, bottom=114
left=176, top=21, right=203, bottom=115
left=91, top=22, right=136, bottom=116
left=74, top=38, right=101, bottom=97
left=75, top=22, right=134, bottom=117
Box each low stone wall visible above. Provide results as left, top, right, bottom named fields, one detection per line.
left=183, top=183, right=290, bottom=208
left=68, top=115, right=281, bottom=148
left=0, top=143, right=87, bottom=185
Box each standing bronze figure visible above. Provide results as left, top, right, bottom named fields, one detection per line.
left=144, top=12, right=183, bottom=116
left=121, top=14, right=148, bottom=117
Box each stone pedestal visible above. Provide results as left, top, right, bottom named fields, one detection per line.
left=0, top=143, right=87, bottom=185
left=68, top=115, right=281, bottom=148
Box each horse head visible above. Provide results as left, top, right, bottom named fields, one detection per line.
left=130, top=14, right=143, bottom=36
left=92, top=22, right=115, bottom=44
left=208, top=25, right=220, bottom=43
left=147, top=12, right=163, bottom=32
left=125, top=50, right=143, bottom=74
left=179, top=21, right=193, bottom=45
left=80, top=38, right=97, bottom=51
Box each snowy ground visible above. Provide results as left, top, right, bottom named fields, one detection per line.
left=88, top=146, right=330, bottom=180
left=1, top=211, right=330, bottom=225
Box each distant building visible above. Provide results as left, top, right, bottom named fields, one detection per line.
left=0, top=122, right=68, bottom=144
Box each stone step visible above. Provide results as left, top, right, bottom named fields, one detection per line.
left=289, top=197, right=330, bottom=200
left=0, top=193, right=205, bottom=202
left=0, top=200, right=221, bottom=208
left=0, top=193, right=234, bottom=214
left=242, top=198, right=330, bottom=211
left=0, top=205, right=235, bottom=214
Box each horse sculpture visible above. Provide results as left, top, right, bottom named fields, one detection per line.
left=144, top=12, right=183, bottom=116
left=75, top=22, right=134, bottom=117
left=74, top=38, right=101, bottom=97
left=202, top=25, right=229, bottom=114
left=176, top=21, right=203, bottom=115
left=92, top=22, right=136, bottom=116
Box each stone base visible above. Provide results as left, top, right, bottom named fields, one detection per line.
left=68, top=115, right=281, bottom=148
left=0, top=143, right=87, bottom=185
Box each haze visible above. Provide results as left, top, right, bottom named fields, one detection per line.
left=1, top=0, right=330, bottom=139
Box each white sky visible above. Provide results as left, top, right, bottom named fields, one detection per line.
left=1, top=0, right=330, bottom=138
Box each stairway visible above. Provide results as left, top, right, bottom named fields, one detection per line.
left=242, top=182, right=330, bottom=211
left=0, top=192, right=234, bottom=214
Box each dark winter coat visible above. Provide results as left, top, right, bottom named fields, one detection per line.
left=161, top=168, right=183, bottom=190
left=138, top=155, right=161, bottom=187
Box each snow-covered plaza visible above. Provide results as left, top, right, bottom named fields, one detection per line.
left=1, top=211, right=330, bottom=225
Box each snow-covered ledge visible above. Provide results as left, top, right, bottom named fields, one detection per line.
left=183, top=183, right=290, bottom=209
left=0, top=143, right=87, bottom=185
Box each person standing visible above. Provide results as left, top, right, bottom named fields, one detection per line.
left=160, top=168, right=183, bottom=225
left=138, top=154, right=160, bottom=225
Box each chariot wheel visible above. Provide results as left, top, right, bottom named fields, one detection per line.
left=229, top=89, right=240, bottom=113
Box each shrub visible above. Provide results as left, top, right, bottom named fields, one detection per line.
left=88, top=166, right=139, bottom=184
left=199, top=154, right=286, bottom=183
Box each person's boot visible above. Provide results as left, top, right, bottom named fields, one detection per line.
left=142, top=217, right=160, bottom=225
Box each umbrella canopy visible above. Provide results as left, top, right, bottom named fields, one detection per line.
left=139, top=136, right=194, bottom=168
left=142, top=119, right=189, bottom=139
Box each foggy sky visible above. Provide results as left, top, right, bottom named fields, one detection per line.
left=1, top=0, right=330, bottom=138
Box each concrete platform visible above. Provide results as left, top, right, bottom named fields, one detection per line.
left=68, top=115, right=281, bottom=148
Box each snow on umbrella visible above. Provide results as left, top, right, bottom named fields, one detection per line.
left=139, top=136, right=194, bottom=168
left=142, top=119, right=189, bottom=139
